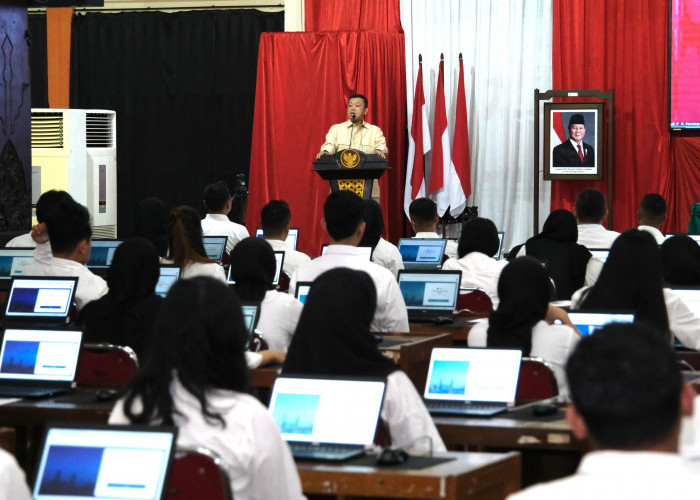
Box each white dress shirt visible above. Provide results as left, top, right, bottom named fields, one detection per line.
left=201, top=214, right=250, bottom=253
left=162, top=259, right=227, bottom=284
left=257, top=289, right=304, bottom=351
left=442, top=252, right=508, bottom=307
left=5, top=232, right=36, bottom=248
left=0, top=449, right=31, bottom=500
left=638, top=225, right=665, bottom=244
left=370, top=237, right=404, bottom=278
left=289, top=245, right=409, bottom=332
left=109, top=379, right=305, bottom=500
left=576, top=224, right=620, bottom=249
left=413, top=231, right=458, bottom=260
left=266, top=238, right=311, bottom=277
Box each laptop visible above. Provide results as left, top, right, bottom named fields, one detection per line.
left=0, top=248, right=34, bottom=290
left=33, top=423, right=177, bottom=500
left=3, top=277, right=78, bottom=325
left=588, top=248, right=610, bottom=263
left=294, top=281, right=313, bottom=304
left=269, top=375, right=386, bottom=461
left=273, top=251, right=285, bottom=286
left=670, top=287, right=700, bottom=319
left=202, top=235, right=228, bottom=262
left=256, top=227, right=300, bottom=250
left=86, top=239, right=123, bottom=276
left=495, top=231, right=505, bottom=259
left=398, top=238, right=447, bottom=269
left=423, top=347, right=522, bottom=417
left=567, top=311, right=635, bottom=336
left=0, top=328, right=82, bottom=398
left=155, top=266, right=180, bottom=298
left=320, top=244, right=373, bottom=260
left=241, top=303, right=260, bottom=334
left=398, top=270, right=462, bottom=323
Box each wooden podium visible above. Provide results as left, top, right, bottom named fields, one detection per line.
left=313, top=149, right=389, bottom=200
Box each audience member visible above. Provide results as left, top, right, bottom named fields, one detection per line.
left=359, top=199, right=403, bottom=278
left=468, top=257, right=580, bottom=395
left=201, top=181, right=249, bottom=253
left=509, top=322, right=697, bottom=499
left=6, top=190, right=72, bottom=249
left=21, top=200, right=108, bottom=309
left=109, top=277, right=304, bottom=500
left=661, top=234, right=700, bottom=287
left=290, top=191, right=408, bottom=332
left=77, top=237, right=163, bottom=360
left=260, top=200, right=310, bottom=276
left=408, top=197, right=458, bottom=259
left=637, top=193, right=667, bottom=244
left=283, top=268, right=445, bottom=454
left=574, top=188, right=620, bottom=249
left=133, top=197, right=169, bottom=257
left=0, top=448, right=31, bottom=500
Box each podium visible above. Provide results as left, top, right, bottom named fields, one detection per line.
left=313, top=149, right=389, bottom=200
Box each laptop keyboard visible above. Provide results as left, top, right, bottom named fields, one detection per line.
left=425, top=400, right=507, bottom=417
left=0, top=385, right=65, bottom=398
left=289, top=442, right=365, bottom=461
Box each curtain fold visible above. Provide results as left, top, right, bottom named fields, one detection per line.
left=247, top=31, right=407, bottom=256
left=28, top=13, right=49, bottom=108
left=305, top=0, right=402, bottom=33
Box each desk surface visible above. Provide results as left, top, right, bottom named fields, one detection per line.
left=407, top=312, right=485, bottom=342
left=297, top=451, right=521, bottom=499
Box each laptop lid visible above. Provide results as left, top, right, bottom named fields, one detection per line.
left=202, top=236, right=228, bottom=262
left=155, top=266, right=180, bottom=298
left=0, top=248, right=34, bottom=284
left=294, top=282, right=313, bottom=304
left=4, top=277, right=78, bottom=322
left=269, top=375, right=386, bottom=447
left=495, top=232, right=505, bottom=259
left=424, top=347, right=522, bottom=405
left=567, top=311, right=635, bottom=336
left=397, top=270, right=462, bottom=313
left=320, top=244, right=373, bottom=260
left=273, top=251, right=285, bottom=286
left=670, top=287, right=700, bottom=319
left=33, top=423, right=177, bottom=500
left=256, top=227, right=300, bottom=250
left=241, top=303, right=260, bottom=334
left=86, top=240, right=123, bottom=270
left=398, top=238, right=447, bottom=267
left=588, top=248, right=610, bottom=263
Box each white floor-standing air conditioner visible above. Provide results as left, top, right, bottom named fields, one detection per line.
left=31, top=109, right=117, bottom=238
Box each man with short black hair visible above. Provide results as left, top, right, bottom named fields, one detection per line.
left=260, top=200, right=310, bottom=276
left=637, top=193, right=667, bottom=244
left=21, top=200, right=107, bottom=309
left=408, top=197, right=458, bottom=259
left=6, top=190, right=74, bottom=249
left=289, top=191, right=408, bottom=332
left=201, top=181, right=249, bottom=253
left=574, top=188, right=620, bottom=249
left=509, top=322, right=698, bottom=499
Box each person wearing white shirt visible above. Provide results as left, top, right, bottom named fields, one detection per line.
left=201, top=181, right=249, bottom=254
left=260, top=200, right=311, bottom=277
left=408, top=197, right=458, bottom=259
left=574, top=188, right=620, bottom=249
left=0, top=448, right=31, bottom=500
left=6, top=190, right=75, bottom=250
left=508, top=322, right=698, bottom=500
left=360, top=199, right=403, bottom=278
left=290, top=191, right=409, bottom=333
left=5, top=232, right=35, bottom=248
left=637, top=193, right=667, bottom=245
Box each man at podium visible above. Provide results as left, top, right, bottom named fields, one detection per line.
left=317, top=94, right=388, bottom=200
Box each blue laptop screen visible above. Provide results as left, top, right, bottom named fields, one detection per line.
left=398, top=239, right=447, bottom=265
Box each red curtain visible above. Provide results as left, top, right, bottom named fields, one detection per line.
left=305, top=0, right=402, bottom=33
left=247, top=31, right=407, bottom=256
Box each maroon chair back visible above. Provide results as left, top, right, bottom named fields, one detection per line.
left=166, top=448, right=232, bottom=500
left=76, top=343, right=139, bottom=388
left=457, top=289, right=493, bottom=314
left=516, top=358, right=559, bottom=404
left=276, top=270, right=291, bottom=293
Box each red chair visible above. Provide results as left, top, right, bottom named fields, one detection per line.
left=166, top=447, right=233, bottom=500
left=457, top=288, right=493, bottom=315
left=276, top=270, right=291, bottom=293
left=76, top=343, right=139, bottom=388
left=516, top=357, right=559, bottom=404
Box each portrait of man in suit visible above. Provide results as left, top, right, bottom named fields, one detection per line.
left=552, top=113, right=595, bottom=169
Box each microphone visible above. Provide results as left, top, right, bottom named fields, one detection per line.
left=350, top=113, right=356, bottom=149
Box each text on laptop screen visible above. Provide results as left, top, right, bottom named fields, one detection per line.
left=398, top=239, right=447, bottom=264
left=202, top=236, right=227, bottom=262
left=321, top=245, right=372, bottom=260
left=0, top=249, right=34, bottom=279
left=5, top=278, right=76, bottom=318
left=34, top=426, right=176, bottom=500
left=256, top=228, right=299, bottom=250
left=155, top=267, right=180, bottom=298
left=87, top=240, right=123, bottom=268
left=567, top=312, right=635, bottom=336
left=670, top=288, right=700, bottom=319
left=295, top=284, right=311, bottom=304
left=589, top=249, right=609, bottom=263
left=269, top=377, right=385, bottom=446
left=0, top=329, right=81, bottom=382
left=398, top=271, right=461, bottom=311
left=424, top=348, right=522, bottom=404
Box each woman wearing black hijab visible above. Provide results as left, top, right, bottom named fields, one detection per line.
left=661, top=235, right=700, bottom=287
left=509, top=209, right=599, bottom=300
left=283, top=268, right=445, bottom=454
left=78, top=237, right=163, bottom=360
left=133, top=197, right=169, bottom=257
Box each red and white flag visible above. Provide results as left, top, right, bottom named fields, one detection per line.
left=452, top=55, right=471, bottom=206
left=404, top=58, right=431, bottom=216
left=429, top=57, right=466, bottom=216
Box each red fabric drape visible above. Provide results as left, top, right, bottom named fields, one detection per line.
left=668, top=136, right=700, bottom=231
left=305, top=0, right=402, bottom=33
left=247, top=31, right=407, bottom=256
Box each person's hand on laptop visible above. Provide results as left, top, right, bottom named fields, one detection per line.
left=545, top=304, right=582, bottom=336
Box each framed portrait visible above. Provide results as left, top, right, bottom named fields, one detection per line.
left=543, top=102, right=604, bottom=180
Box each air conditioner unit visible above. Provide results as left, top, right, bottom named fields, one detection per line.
left=31, top=109, right=117, bottom=239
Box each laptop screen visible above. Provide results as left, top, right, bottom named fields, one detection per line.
left=273, top=251, right=285, bottom=286
left=589, top=249, right=610, bottom=263
left=0, top=328, right=82, bottom=382
left=5, top=277, right=77, bottom=319
left=424, top=348, right=522, bottom=404
left=155, top=266, right=180, bottom=298
left=33, top=424, right=177, bottom=500
left=320, top=244, right=373, bottom=260
left=398, top=238, right=447, bottom=266
left=496, top=232, right=505, bottom=259
left=0, top=249, right=34, bottom=281
left=295, top=282, right=312, bottom=304
left=567, top=311, right=635, bottom=336
left=398, top=270, right=461, bottom=311
left=87, top=240, right=123, bottom=269
left=670, top=287, right=700, bottom=318
left=269, top=376, right=386, bottom=446
left=255, top=228, right=299, bottom=250
left=241, top=304, right=259, bottom=334
left=202, top=236, right=228, bottom=262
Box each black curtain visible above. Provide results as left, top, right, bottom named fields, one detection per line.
left=70, top=9, right=283, bottom=237
left=28, top=13, right=49, bottom=108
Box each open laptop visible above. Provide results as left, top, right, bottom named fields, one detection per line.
left=320, top=244, right=373, bottom=260
left=241, top=302, right=261, bottom=350
left=86, top=239, right=123, bottom=276
left=155, top=266, right=180, bottom=298
left=269, top=375, right=386, bottom=461
left=294, top=281, right=313, bottom=304
left=567, top=311, right=635, bottom=336
left=226, top=253, right=284, bottom=286
left=0, top=248, right=34, bottom=290
left=33, top=423, right=177, bottom=500
left=398, top=238, right=447, bottom=269
left=398, top=270, right=462, bottom=323
left=202, top=235, right=228, bottom=262
left=588, top=248, right=610, bottom=263
left=495, top=231, right=505, bottom=259
left=256, top=227, right=300, bottom=250
left=3, top=277, right=78, bottom=325
left=670, top=287, right=700, bottom=319
left=423, top=347, right=522, bottom=417
left=0, top=327, right=82, bottom=398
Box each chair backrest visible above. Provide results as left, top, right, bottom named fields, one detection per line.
left=457, top=288, right=493, bottom=314
left=76, top=343, right=139, bottom=388
left=166, top=447, right=233, bottom=500
left=276, top=270, right=291, bottom=293
left=516, top=357, right=559, bottom=404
